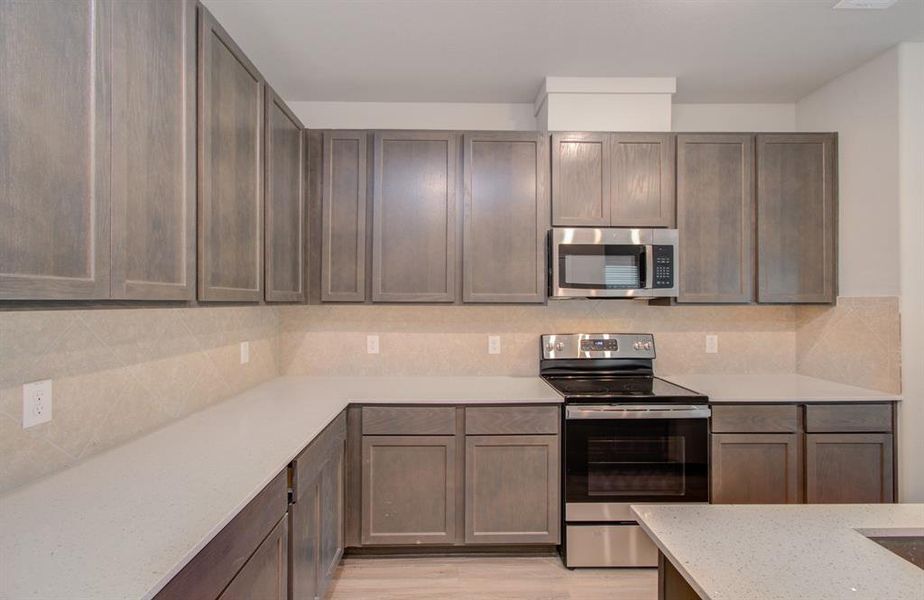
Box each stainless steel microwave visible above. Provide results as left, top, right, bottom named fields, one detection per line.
left=549, top=228, right=679, bottom=298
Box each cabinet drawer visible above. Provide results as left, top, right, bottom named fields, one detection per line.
left=805, top=404, right=893, bottom=433
left=711, top=404, right=800, bottom=433
left=465, top=406, right=559, bottom=435
left=293, top=410, right=347, bottom=500
left=155, top=470, right=288, bottom=600
left=362, top=406, right=456, bottom=435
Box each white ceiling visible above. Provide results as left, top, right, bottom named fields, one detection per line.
left=202, top=0, right=924, bottom=104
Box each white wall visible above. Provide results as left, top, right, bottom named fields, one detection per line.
left=796, top=47, right=902, bottom=297
left=288, top=101, right=536, bottom=130
left=897, top=42, right=924, bottom=502
left=672, top=103, right=795, bottom=132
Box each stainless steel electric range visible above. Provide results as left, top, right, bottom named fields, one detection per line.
left=540, top=333, right=709, bottom=568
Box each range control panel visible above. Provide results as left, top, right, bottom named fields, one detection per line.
left=580, top=339, right=619, bottom=352
left=652, top=245, right=674, bottom=289
left=542, top=333, right=656, bottom=360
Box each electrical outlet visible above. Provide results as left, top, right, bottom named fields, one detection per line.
left=22, top=379, right=52, bottom=429
left=488, top=335, right=501, bottom=355
left=705, top=335, right=719, bottom=354
left=367, top=335, right=380, bottom=354
left=240, top=341, right=250, bottom=364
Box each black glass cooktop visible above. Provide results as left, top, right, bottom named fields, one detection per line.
left=543, top=375, right=705, bottom=402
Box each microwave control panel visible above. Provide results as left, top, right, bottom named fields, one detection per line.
left=652, top=245, right=674, bottom=288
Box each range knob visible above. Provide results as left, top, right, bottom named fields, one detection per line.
left=643, top=341, right=652, bottom=351
left=555, top=342, right=565, bottom=351
left=633, top=341, right=642, bottom=351
left=545, top=343, right=554, bottom=352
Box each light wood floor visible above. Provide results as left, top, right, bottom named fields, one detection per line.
left=327, top=556, right=658, bottom=599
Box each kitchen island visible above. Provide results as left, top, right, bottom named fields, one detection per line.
left=632, top=503, right=924, bottom=600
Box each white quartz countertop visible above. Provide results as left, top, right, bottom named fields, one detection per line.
left=0, top=376, right=561, bottom=600
left=664, top=373, right=901, bottom=403
left=632, top=503, right=924, bottom=600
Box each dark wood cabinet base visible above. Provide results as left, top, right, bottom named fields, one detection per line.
left=658, top=551, right=703, bottom=600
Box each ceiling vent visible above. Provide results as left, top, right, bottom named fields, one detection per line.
left=833, top=0, right=898, bottom=9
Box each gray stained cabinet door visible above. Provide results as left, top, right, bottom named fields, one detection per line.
left=464, top=435, right=560, bottom=544
left=551, top=132, right=610, bottom=226
left=463, top=132, right=548, bottom=303
left=361, top=435, right=458, bottom=545
left=611, top=133, right=675, bottom=228
left=218, top=515, right=288, bottom=600
left=757, top=134, right=837, bottom=303
left=290, top=413, right=346, bottom=600
left=318, top=442, right=345, bottom=597
left=197, top=5, right=264, bottom=302
left=110, top=0, right=196, bottom=300
left=805, top=433, right=894, bottom=504
left=372, top=131, right=458, bottom=302
left=711, top=433, right=802, bottom=504
left=289, top=474, right=320, bottom=600
left=676, top=134, right=755, bottom=303
left=0, top=0, right=111, bottom=299
left=264, top=86, right=305, bottom=302
left=322, top=131, right=368, bottom=302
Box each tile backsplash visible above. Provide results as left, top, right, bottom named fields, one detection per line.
left=278, top=302, right=799, bottom=377
left=0, top=296, right=901, bottom=494
left=0, top=306, right=279, bottom=494
left=796, top=296, right=902, bottom=394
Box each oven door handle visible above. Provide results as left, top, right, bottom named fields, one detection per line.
left=566, top=404, right=711, bottom=420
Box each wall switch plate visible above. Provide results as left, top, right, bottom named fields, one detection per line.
left=367, top=335, right=380, bottom=354
left=240, top=341, right=250, bottom=364
left=22, top=379, right=52, bottom=429
left=488, top=335, right=501, bottom=355
left=705, top=335, right=719, bottom=354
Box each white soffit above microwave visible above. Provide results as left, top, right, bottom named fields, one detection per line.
left=201, top=0, right=924, bottom=104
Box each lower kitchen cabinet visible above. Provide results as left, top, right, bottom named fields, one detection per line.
left=290, top=412, right=347, bottom=600
left=464, top=435, right=559, bottom=544
left=318, top=446, right=345, bottom=594
left=805, top=433, right=894, bottom=504
left=710, top=403, right=896, bottom=505
left=155, top=471, right=288, bottom=600
left=218, top=515, right=288, bottom=600
left=352, top=405, right=561, bottom=550
left=711, top=433, right=801, bottom=504
left=361, top=435, right=458, bottom=545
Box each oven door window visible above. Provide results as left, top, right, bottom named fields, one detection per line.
left=566, top=418, right=708, bottom=503
left=559, top=245, right=646, bottom=289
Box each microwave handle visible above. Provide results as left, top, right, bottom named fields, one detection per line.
left=644, top=245, right=655, bottom=289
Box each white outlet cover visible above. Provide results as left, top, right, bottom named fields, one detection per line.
left=705, top=335, right=719, bottom=354
left=488, top=335, right=501, bottom=355
left=22, top=379, right=52, bottom=429
left=367, top=335, right=380, bottom=354
left=240, top=341, right=250, bottom=364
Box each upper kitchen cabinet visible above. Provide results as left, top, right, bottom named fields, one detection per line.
left=197, top=5, right=265, bottom=302
left=551, top=132, right=675, bottom=228
left=610, top=133, right=675, bottom=228
left=0, top=0, right=111, bottom=299
left=321, top=131, right=369, bottom=302
left=757, top=134, right=837, bottom=304
left=551, top=132, right=610, bottom=226
left=372, top=131, right=458, bottom=302
left=463, top=132, right=548, bottom=303
left=110, top=0, right=196, bottom=300
left=264, top=86, right=305, bottom=302
left=676, top=134, right=755, bottom=303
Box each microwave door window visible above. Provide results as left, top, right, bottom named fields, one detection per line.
left=561, top=245, right=642, bottom=289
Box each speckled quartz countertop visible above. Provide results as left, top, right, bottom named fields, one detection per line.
left=632, top=503, right=924, bottom=600
left=0, top=376, right=561, bottom=600
left=665, top=373, right=901, bottom=403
